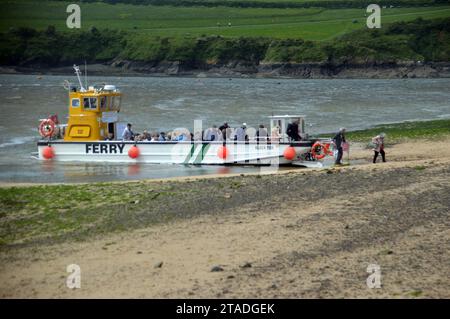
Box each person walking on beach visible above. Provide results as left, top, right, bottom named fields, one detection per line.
left=333, top=127, right=346, bottom=165
left=372, top=133, right=386, bottom=163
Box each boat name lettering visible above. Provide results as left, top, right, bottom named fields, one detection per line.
left=85, top=143, right=125, bottom=154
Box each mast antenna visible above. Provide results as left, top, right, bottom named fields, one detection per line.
left=73, top=64, right=86, bottom=92
left=84, top=60, right=88, bottom=89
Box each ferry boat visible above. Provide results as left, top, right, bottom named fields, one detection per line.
left=36, top=66, right=334, bottom=167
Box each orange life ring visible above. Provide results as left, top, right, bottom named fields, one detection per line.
left=311, top=141, right=332, bottom=160
left=39, top=119, right=55, bottom=138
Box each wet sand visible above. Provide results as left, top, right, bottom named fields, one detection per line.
left=0, top=138, right=449, bottom=298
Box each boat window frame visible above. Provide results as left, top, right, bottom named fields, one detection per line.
left=300, top=118, right=305, bottom=134
left=100, top=96, right=107, bottom=111
left=110, top=95, right=121, bottom=111
left=71, top=98, right=80, bottom=108
left=109, top=96, right=114, bottom=111
left=83, top=97, right=98, bottom=111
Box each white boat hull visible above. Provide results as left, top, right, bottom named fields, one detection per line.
left=37, top=140, right=325, bottom=166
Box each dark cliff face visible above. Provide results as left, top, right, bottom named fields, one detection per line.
left=256, top=61, right=450, bottom=78
left=1, top=60, right=449, bottom=79
left=106, top=59, right=450, bottom=78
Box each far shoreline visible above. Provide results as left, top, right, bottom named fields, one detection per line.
left=2, top=61, right=450, bottom=79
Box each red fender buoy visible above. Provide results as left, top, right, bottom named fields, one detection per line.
left=42, top=146, right=54, bottom=159
left=217, top=145, right=228, bottom=159
left=128, top=145, right=140, bottom=159
left=283, top=146, right=296, bottom=160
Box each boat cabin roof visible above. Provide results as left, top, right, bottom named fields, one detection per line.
left=71, top=86, right=121, bottom=96
left=269, top=115, right=305, bottom=119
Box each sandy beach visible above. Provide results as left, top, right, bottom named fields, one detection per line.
left=0, top=137, right=449, bottom=298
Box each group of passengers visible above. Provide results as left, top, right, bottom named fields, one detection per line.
left=117, top=121, right=387, bottom=165
left=119, top=123, right=166, bottom=142
left=119, top=121, right=294, bottom=143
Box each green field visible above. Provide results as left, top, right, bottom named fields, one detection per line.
left=2, top=0, right=450, bottom=40
left=1, top=1, right=449, bottom=67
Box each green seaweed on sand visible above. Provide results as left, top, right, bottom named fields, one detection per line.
left=0, top=182, right=176, bottom=247
left=319, top=119, right=450, bottom=144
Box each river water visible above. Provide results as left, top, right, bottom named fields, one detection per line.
left=0, top=74, right=449, bottom=183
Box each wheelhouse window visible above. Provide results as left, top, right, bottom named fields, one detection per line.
left=110, top=96, right=121, bottom=111
left=71, top=98, right=80, bottom=108
left=100, top=96, right=107, bottom=110
left=83, top=97, right=98, bottom=110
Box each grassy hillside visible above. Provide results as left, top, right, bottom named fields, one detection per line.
left=1, top=17, right=449, bottom=66
left=1, top=1, right=449, bottom=68
left=2, top=1, right=450, bottom=40
left=49, top=0, right=450, bottom=9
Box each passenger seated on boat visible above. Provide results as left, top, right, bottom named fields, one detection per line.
left=136, top=130, right=150, bottom=141
left=105, top=133, right=114, bottom=141
left=158, top=132, right=166, bottom=141
left=287, top=119, right=301, bottom=141
left=271, top=125, right=281, bottom=141
left=134, top=133, right=141, bottom=141
left=215, top=126, right=224, bottom=141
left=193, top=130, right=203, bottom=141
left=203, top=127, right=213, bottom=141
left=203, top=125, right=222, bottom=141
left=175, top=133, right=188, bottom=141
left=150, top=132, right=159, bottom=142
left=121, top=123, right=135, bottom=141
left=234, top=123, right=248, bottom=141
left=219, top=122, right=229, bottom=140
left=224, top=127, right=234, bottom=141
left=256, top=124, right=269, bottom=141
left=171, top=128, right=191, bottom=141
